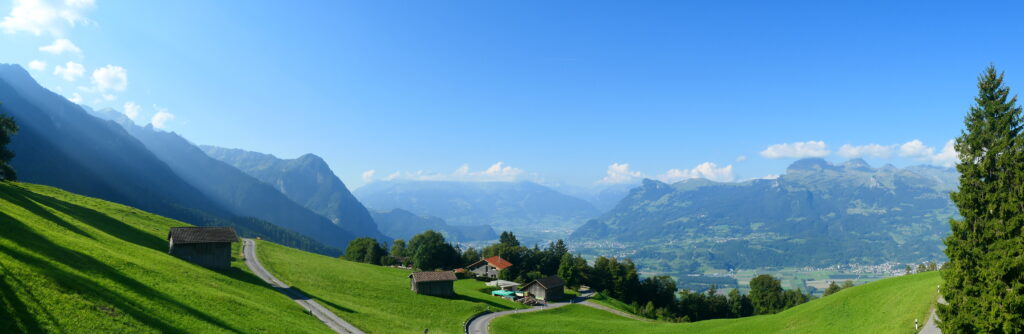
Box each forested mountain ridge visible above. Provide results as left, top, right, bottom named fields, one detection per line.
left=571, top=158, right=957, bottom=272
left=370, top=208, right=497, bottom=242
left=201, top=145, right=387, bottom=241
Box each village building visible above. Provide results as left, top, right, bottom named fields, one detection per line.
left=409, top=271, right=457, bottom=297
left=466, top=256, right=513, bottom=279
left=485, top=279, right=520, bottom=291
left=167, top=226, right=239, bottom=270
left=522, top=275, right=566, bottom=301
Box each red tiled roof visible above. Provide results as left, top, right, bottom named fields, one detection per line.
left=484, top=256, right=513, bottom=270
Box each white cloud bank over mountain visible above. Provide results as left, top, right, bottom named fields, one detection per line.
left=760, top=141, right=830, bottom=159
left=597, top=161, right=735, bottom=184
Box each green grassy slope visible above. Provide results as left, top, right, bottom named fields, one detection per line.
left=255, top=240, right=528, bottom=334
left=0, top=182, right=329, bottom=333
left=493, top=271, right=941, bottom=334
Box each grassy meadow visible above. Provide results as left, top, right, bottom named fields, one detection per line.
left=0, top=182, right=330, bottom=333
left=492, top=271, right=941, bottom=334
left=255, top=240, right=528, bottom=334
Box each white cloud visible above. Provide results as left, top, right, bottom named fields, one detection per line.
left=656, top=162, right=735, bottom=183
left=382, top=162, right=537, bottom=182
left=0, top=0, right=95, bottom=36
left=361, top=170, right=377, bottom=182
left=760, top=141, right=829, bottom=159
left=27, top=60, right=46, bottom=71
left=735, top=155, right=747, bottom=162
left=597, top=163, right=643, bottom=184
left=66, top=91, right=81, bottom=103
left=101, top=93, right=115, bottom=101
left=898, top=139, right=958, bottom=167
left=39, top=38, right=80, bottom=54
left=837, top=143, right=894, bottom=159
left=53, top=60, right=83, bottom=81
left=151, top=105, right=174, bottom=129
left=91, top=65, right=128, bottom=92
left=122, top=101, right=139, bottom=120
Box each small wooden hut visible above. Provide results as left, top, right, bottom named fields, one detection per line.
left=409, top=271, right=457, bottom=297
left=522, top=275, right=566, bottom=301
left=167, top=227, right=239, bottom=270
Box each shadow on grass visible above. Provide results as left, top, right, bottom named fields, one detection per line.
left=0, top=210, right=243, bottom=333
left=447, top=292, right=521, bottom=311
left=289, top=286, right=357, bottom=314
left=6, top=184, right=167, bottom=252
left=0, top=184, right=91, bottom=240
left=0, top=262, right=47, bottom=334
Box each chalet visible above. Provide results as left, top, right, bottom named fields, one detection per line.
left=522, top=275, right=566, bottom=301
left=167, top=227, right=239, bottom=270
left=409, top=271, right=457, bottom=297
left=466, top=256, right=513, bottom=279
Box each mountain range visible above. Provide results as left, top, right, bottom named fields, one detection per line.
left=0, top=64, right=351, bottom=254
left=571, top=158, right=957, bottom=273
left=355, top=180, right=601, bottom=242
left=200, top=145, right=387, bottom=241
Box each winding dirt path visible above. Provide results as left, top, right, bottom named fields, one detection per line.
left=242, top=239, right=364, bottom=334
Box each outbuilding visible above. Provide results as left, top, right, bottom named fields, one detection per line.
left=167, top=226, right=239, bottom=270
left=409, top=271, right=457, bottom=297
left=522, top=275, right=566, bottom=301
left=466, top=256, right=513, bottom=279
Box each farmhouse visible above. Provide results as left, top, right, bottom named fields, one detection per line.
left=167, top=227, right=239, bottom=270
left=522, top=275, right=566, bottom=301
left=409, top=271, right=457, bottom=297
left=466, top=256, right=513, bottom=279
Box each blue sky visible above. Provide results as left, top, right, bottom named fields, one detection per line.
left=2, top=1, right=1022, bottom=189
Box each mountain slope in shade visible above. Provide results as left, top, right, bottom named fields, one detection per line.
left=370, top=208, right=497, bottom=242
left=201, top=146, right=387, bottom=241
left=94, top=115, right=358, bottom=250
left=571, top=158, right=957, bottom=272
left=354, top=180, right=600, bottom=236
left=0, top=64, right=339, bottom=255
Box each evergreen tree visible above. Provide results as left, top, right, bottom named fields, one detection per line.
left=0, top=110, right=18, bottom=181
left=940, top=65, right=1024, bottom=333
left=841, top=280, right=854, bottom=289
left=824, top=281, right=841, bottom=296
left=498, top=231, right=520, bottom=247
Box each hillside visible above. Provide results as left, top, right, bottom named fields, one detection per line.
left=0, top=64, right=337, bottom=255
left=0, top=182, right=329, bottom=333
left=370, top=208, right=497, bottom=242
left=355, top=180, right=599, bottom=241
left=254, top=240, right=527, bottom=334
left=492, top=271, right=941, bottom=334
left=572, top=158, right=957, bottom=273
left=201, top=146, right=387, bottom=241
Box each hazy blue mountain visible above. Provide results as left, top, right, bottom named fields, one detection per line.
left=0, top=64, right=340, bottom=255
left=200, top=146, right=387, bottom=241
left=571, top=158, right=957, bottom=273
left=354, top=180, right=600, bottom=237
left=370, top=208, right=496, bottom=242
left=100, top=117, right=359, bottom=250
left=554, top=182, right=638, bottom=213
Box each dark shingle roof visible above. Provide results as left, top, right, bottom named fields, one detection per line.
left=168, top=227, right=239, bottom=244
left=409, top=271, right=457, bottom=283
left=523, top=275, right=566, bottom=290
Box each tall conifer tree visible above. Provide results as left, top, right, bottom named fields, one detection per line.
left=940, top=65, right=1024, bottom=333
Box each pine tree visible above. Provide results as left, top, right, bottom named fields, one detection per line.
left=0, top=109, right=18, bottom=181
left=939, top=65, right=1024, bottom=333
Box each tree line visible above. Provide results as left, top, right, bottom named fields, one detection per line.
left=343, top=230, right=812, bottom=322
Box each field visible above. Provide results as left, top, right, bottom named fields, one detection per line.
left=491, top=271, right=941, bottom=334
left=255, top=240, right=528, bottom=334
left=0, top=182, right=329, bottom=333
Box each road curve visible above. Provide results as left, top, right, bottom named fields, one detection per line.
left=467, top=292, right=640, bottom=334
left=242, top=239, right=364, bottom=334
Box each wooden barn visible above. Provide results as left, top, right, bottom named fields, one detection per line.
left=409, top=271, right=457, bottom=297
left=522, top=275, right=566, bottom=301
left=167, top=227, right=239, bottom=270
left=466, top=256, right=513, bottom=279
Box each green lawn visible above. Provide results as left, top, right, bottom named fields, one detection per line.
left=492, top=271, right=941, bottom=334
left=587, top=292, right=635, bottom=314
left=255, top=240, right=528, bottom=334
left=0, top=182, right=329, bottom=333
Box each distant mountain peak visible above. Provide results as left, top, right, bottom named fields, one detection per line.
left=786, top=158, right=836, bottom=172
left=842, top=158, right=873, bottom=171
